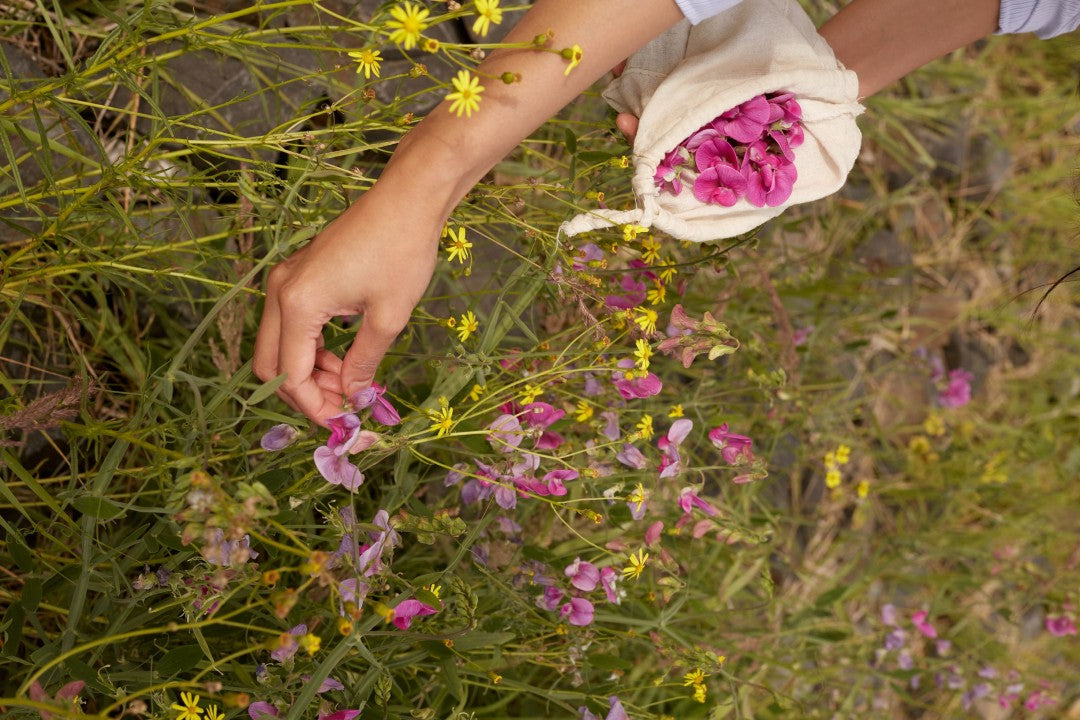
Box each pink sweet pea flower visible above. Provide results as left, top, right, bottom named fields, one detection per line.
left=709, top=423, right=754, bottom=465
left=645, top=521, right=664, bottom=546
left=912, top=610, right=938, bottom=638
left=1046, top=615, right=1077, bottom=636
left=326, top=413, right=360, bottom=453
left=717, top=94, right=771, bottom=143
left=260, top=423, right=298, bottom=451
left=565, top=557, right=601, bottom=592
left=392, top=598, right=437, bottom=629
left=605, top=274, right=648, bottom=310
left=658, top=418, right=693, bottom=478
left=938, top=369, right=973, bottom=408
left=561, top=597, right=595, bottom=626
left=349, top=382, right=401, bottom=426
left=742, top=141, right=797, bottom=208
left=248, top=701, right=281, bottom=719
left=654, top=146, right=689, bottom=194
left=28, top=680, right=84, bottom=720
left=600, top=411, right=621, bottom=441
left=543, top=468, right=578, bottom=496
left=599, top=566, right=621, bottom=604
left=611, top=363, right=663, bottom=399
left=616, top=443, right=648, bottom=470
left=314, top=413, right=365, bottom=490
left=522, top=401, right=566, bottom=428
left=692, top=163, right=747, bottom=207
left=678, top=487, right=718, bottom=517
left=356, top=510, right=400, bottom=577
left=694, top=137, right=739, bottom=173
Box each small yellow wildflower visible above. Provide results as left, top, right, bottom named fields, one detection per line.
left=472, top=0, right=503, bottom=37
left=170, top=692, right=201, bottom=720
left=575, top=400, right=593, bottom=423
left=825, top=469, right=842, bottom=489
left=337, top=617, right=354, bottom=635
left=683, top=669, right=708, bottom=686
left=657, top=257, right=678, bottom=284
left=204, top=706, right=225, bottom=720
left=518, top=383, right=543, bottom=405
left=468, top=383, right=486, bottom=402
left=835, top=443, right=851, bottom=465
left=640, top=235, right=661, bottom=265
left=456, top=310, right=479, bottom=342
left=424, top=583, right=442, bottom=598
left=348, top=48, right=382, bottom=79
left=622, top=223, right=648, bottom=243
left=636, top=414, right=654, bottom=440
left=693, top=684, right=707, bottom=703
left=562, top=44, right=583, bottom=76
left=489, top=670, right=503, bottom=684
left=299, top=632, right=321, bottom=655
left=634, top=338, right=652, bottom=372
left=824, top=450, right=837, bottom=468
left=422, top=37, right=440, bottom=52
left=856, top=479, right=870, bottom=498
left=387, top=2, right=429, bottom=50
left=627, top=482, right=646, bottom=506
left=668, top=404, right=684, bottom=418
left=429, top=397, right=454, bottom=437
left=622, top=548, right=648, bottom=581
left=634, top=307, right=658, bottom=335
left=646, top=280, right=667, bottom=306
left=444, top=226, right=472, bottom=264
left=446, top=69, right=484, bottom=118
left=923, top=413, right=946, bottom=437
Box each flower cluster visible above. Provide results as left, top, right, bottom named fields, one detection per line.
left=655, top=92, right=803, bottom=208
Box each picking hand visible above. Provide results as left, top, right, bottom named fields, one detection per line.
left=253, top=185, right=440, bottom=425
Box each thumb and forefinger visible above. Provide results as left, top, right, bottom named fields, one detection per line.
left=340, top=312, right=401, bottom=405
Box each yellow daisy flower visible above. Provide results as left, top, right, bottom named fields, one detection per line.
left=444, top=226, right=472, bottom=264
left=446, top=69, right=484, bottom=118
left=347, top=48, right=382, bottom=79
left=472, top=0, right=503, bottom=37
left=429, top=398, right=454, bottom=437
left=622, top=548, right=648, bottom=581
left=387, top=2, right=429, bottom=50
left=170, top=692, right=201, bottom=720
left=634, top=307, right=658, bottom=335
left=456, top=310, right=479, bottom=342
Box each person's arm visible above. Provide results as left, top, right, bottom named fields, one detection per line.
left=252, top=0, right=686, bottom=424
left=819, top=0, right=1000, bottom=98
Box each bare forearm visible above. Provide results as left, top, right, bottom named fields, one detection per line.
left=820, top=0, right=1000, bottom=98
left=375, top=0, right=684, bottom=218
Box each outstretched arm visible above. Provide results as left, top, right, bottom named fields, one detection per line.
left=252, top=0, right=686, bottom=424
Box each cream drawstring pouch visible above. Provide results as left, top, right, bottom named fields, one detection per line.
left=560, top=0, right=863, bottom=243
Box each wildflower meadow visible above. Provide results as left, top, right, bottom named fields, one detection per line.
left=1, top=1, right=1079, bottom=719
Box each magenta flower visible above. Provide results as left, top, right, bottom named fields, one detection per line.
left=604, top=274, right=648, bottom=310
left=391, top=598, right=437, bottom=630
left=708, top=423, right=754, bottom=465
left=565, top=557, right=601, bottom=592
left=248, top=701, right=281, bottom=719
left=28, top=680, right=84, bottom=720
left=535, top=430, right=567, bottom=450
left=522, top=401, right=566, bottom=428
left=543, top=468, right=578, bottom=495
left=694, top=137, right=739, bottom=173
left=1046, top=615, right=1077, bottom=636
left=560, top=597, right=595, bottom=626
left=318, top=711, right=362, bottom=720
left=684, top=126, right=721, bottom=152
left=692, top=163, right=747, bottom=207
left=938, top=369, right=973, bottom=408
left=912, top=610, right=938, bottom=638
left=611, top=367, right=663, bottom=399
left=742, top=141, right=797, bottom=207
left=260, top=423, right=298, bottom=451
left=645, top=521, right=664, bottom=546
left=767, top=92, right=802, bottom=124
left=654, top=146, right=689, bottom=194
left=326, top=412, right=361, bottom=452
left=717, top=94, right=771, bottom=143
left=349, top=382, right=401, bottom=426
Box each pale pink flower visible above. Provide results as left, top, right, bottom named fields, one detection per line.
left=616, top=443, right=648, bottom=470
left=561, top=597, right=595, bottom=626
left=487, top=413, right=524, bottom=451
left=565, top=557, right=601, bottom=592
left=600, top=566, right=621, bottom=604
left=28, top=680, right=84, bottom=720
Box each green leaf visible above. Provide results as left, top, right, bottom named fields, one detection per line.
left=440, top=657, right=463, bottom=701
left=21, top=577, right=42, bottom=613
left=563, top=127, right=577, bottom=155
left=587, top=654, right=632, bottom=671
left=248, top=372, right=288, bottom=405
left=72, top=495, right=126, bottom=520
left=158, top=644, right=205, bottom=676
left=5, top=526, right=34, bottom=572
left=451, top=631, right=516, bottom=652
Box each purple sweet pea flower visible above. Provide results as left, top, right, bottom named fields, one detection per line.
left=561, top=597, right=595, bottom=626
left=616, top=443, right=648, bottom=470
left=881, top=603, right=898, bottom=626
left=349, top=382, right=401, bottom=426
left=573, top=242, right=605, bottom=270
left=314, top=447, right=364, bottom=491
left=248, top=701, right=281, bottom=719
left=678, top=487, right=718, bottom=517
left=884, top=628, right=907, bottom=651
left=537, top=585, right=564, bottom=611
left=391, top=599, right=437, bottom=630
left=356, top=509, right=399, bottom=577
left=487, top=413, right=524, bottom=451
left=565, top=557, right=601, bottom=592
left=708, top=423, right=754, bottom=465
left=260, top=424, right=298, bottom=451
left=270, top=623, right=307, bottom=662
left=658, top=418, right=693, bottom=478
left=494, top=484, right=517, bottom=509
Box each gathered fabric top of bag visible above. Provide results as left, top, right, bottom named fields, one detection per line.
left=560, top=0, right=864, bottom=243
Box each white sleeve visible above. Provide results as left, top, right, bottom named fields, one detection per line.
left=675, top=0, right=746, bottom=25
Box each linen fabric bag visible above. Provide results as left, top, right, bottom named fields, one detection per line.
left=561, top=0, right=863, bottom=242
